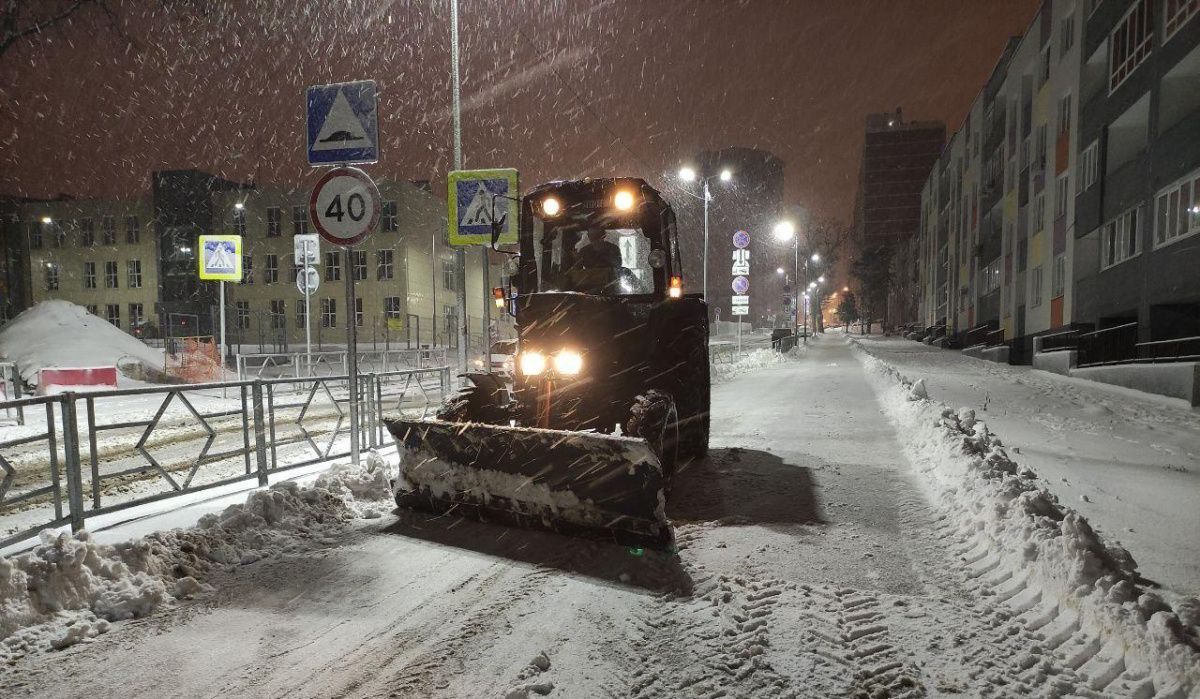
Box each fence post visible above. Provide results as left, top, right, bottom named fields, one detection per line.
left=59, top=393, right=86, bottom=533
left=252, top=380, right=269, bottom=486
left=364, top=373, right=376, bottom=449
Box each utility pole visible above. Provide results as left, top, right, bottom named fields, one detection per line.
left=451, top=0, right=468, bottom=376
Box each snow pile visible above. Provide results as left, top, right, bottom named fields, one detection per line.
left=711, top=348, right=790, bottom=383
left=854, top=345, right=1200, bottom=693
left=0, top=454, right=393, bottom=661
left=0, top=300, right=164, bottom=386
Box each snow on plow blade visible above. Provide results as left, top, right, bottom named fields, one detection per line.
left=385, top=418, right=673, bottom=549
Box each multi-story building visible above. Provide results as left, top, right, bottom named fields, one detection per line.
left=0, top=197, right=33, bottom=323
left=914, top=0, right=1200, bottom=365
left=1072, top=0, right=1200, bottom=346
left=7, top=171, right=505, bottom=353
left=851, top=110, right=945, bottom=327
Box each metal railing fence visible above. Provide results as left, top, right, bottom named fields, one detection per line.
left=1, top=362, right=24, bottom=425
left=0, top=366, right=451, bottom=550
left=235, top=347, right=449, bottom=382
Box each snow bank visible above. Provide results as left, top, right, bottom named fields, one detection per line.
left=0, top=300, right=164, bottom=387
left=852, top=343, right=1200, bottom=693
left=0, top=453, right=393, bottom=661
left=712, top=347, right=791, bottom=384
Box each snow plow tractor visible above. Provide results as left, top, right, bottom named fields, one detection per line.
left=385, top=177, right=709, bottom=549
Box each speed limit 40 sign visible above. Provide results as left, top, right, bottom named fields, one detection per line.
left=308, top=166, right=381, bottom=246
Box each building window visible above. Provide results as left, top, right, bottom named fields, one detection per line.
left=29, top=221, right=43, bottom=249
left=1110, top=0, right=1153, bottom=92
left=384, top=296, right=402, bottom=320
left=104, top=260, right=119, bottom=289
left=232, top=208, right=246, bottom=236
left=983, top=259, right=1002, bottom=293
left=106, top=304, right=120, bottom=327
left=352, top=250, right=367, bottom=281
left=1060, top=13, right=1075, bottom=58
left=442, top=260, right=456, bottom=291
left=264, top=254, right=279, bottom=283
left=354, top=297, right=364, bottom=327
left=1165, top=0, right=1199, bottom=41
left=80, top=218, right=94, bottom=247
left=267, top=206, right=281, bottom=237
left=83, top=262, right=97, bottom=289
left=129, top=303, right=144, bottom=330
left=270, top=299, right=286, bottom=329
left=377, top=249, right=394, bottom=280
left=1034, top=193, right=1047, bottom=231
left=44, top=263, right=59, bottom=290
left=241, top=254, right=253, bottom=284
left=1031, top=265, right=1044, bottom=308
left=1154, top=168, right=1200, bottom=248
left=127, top=259, right=142, bottom=288
left=325, top=251, right=341, bottom=281
left=321, top=298, right=336, bottom=327
left=85, top=304, right=97, bottom=315
left=236, top=301, right=250, bottom=329
left=1054, top=173, right=1070, bottom=219
left=1101, top=206, right=1142, bottom=268
left=1078, top=140, right=1100, bottom=193
left=1057, top=94, right=1072, bottom=135
left=296, top=299, right=308, bottom=328
left=292, top=205, right=308, bottom=236
left=1039, top=46, right=1051, bottom=87
left=1035, top=124, right=1048, bottom=169
left=125, top=216, right=140, bottom=244
left=53, top=222, right=67, bottom=247
left=382, top=200, right=398, bottom=232
left=1052, top=254, right=1067, bottom=298
left=101, top=216, right=116, bottom=245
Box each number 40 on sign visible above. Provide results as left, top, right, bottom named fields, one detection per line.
left=308, top=166, right=382, bottom=247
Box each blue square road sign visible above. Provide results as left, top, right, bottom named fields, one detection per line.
left=306, top=80, right=379, bottom=166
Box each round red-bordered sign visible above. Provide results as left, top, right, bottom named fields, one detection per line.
left=308, top=166, right=381, bottom=247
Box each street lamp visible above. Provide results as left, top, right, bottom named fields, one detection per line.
left=774, top=220, right=823, bottom=343
left=776, top=267, right=785, bottom=275
left=677, top=165, right=733, bottom=304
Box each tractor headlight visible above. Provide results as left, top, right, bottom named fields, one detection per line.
left=552, top=350, right=583, bottom=375
left=519, top=351, right=547, bottom=376
left=540, top=196, right=562, bottom=218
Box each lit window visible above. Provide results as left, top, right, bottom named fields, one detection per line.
left=1110, top=0, right=1153, bottom=92
left=1154, top=169, right=1200, bottom=248
left=1101, top=206, right=1142, bottom=268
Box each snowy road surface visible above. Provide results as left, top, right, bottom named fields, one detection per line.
left=854, top=336, right=1200, bottom=598
left=2, top=339, right=1180, bottom=697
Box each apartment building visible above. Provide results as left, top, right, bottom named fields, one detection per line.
left=1073, top=0, right=1200, bottom=345
left=917, top=0, right=1199, bottom=362
left=8, top=170, right=505, bottom=352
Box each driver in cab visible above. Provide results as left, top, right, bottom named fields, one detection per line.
left=576, top=227, right=621, bottom=270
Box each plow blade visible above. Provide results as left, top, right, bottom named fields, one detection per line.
left=385, top=418, right=673, bottom=549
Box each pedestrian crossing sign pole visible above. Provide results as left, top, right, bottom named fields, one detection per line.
left=198, top=234, right=243, bottom=391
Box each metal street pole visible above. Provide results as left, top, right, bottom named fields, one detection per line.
left=303, top=240, right=313, bottom=375
left=793, top=242, right=800, bottom=339
left=802, top=257, right=809, bottom=345
left=702, top=178, right=710, bottom=303
left=451, top=0, right=468, bottom=377
left=219, top=280, right=227, bottom=395
left=344, top=250, right=360, bottom=466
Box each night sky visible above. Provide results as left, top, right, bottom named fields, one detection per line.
left=0, top=0, right=1040, bottom=223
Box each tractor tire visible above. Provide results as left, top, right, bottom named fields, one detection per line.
left=436, top=373, right=511, bottom=424
left=675, top=339, right=711, bottom=462
left=627, top=390, right=679, bottom=481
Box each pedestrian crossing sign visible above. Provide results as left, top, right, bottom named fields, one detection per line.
left=448, top=169, right=519, bottom=246
left=198, top=235, right=243, bottom=281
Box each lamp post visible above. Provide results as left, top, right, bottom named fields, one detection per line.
left=773, top=221, right=822, bottom=344
left=678, top=166, right=732, bottom=304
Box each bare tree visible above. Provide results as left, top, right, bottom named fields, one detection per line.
left=802, top=217, right=851, bottom=333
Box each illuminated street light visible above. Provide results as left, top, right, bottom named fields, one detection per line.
left=773, top=220, right=795, bottom=242
left=776, top=267, right=786, bottom=275
left=677, top=165, right=733, bottom=303
left=811, top=253, right=820, bottom=262
left=818, top=275, right=826, bottom=284
left=40, top=216, right=51, bottom=224
left=234, top=202, right=245, bottom=210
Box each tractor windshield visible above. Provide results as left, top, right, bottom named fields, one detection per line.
left=534, top=218, right=655, bottom=296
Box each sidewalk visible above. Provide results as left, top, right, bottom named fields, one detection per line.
left=855, top=336, right=1200, bottom=596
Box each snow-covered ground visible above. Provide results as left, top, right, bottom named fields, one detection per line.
left=2, top=336, right=1197, bottom=696
left=853, top=335, right=1200, bottom=598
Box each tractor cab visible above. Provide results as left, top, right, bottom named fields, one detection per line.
left=512, top=178, right=685, bottom=302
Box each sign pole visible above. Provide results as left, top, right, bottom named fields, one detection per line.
left=451, top=0, right=469, bottom=379
left=481, top=247, right=490, bottom=365
left=304, top=241, right=313, bottom=373
left=219, top=280, right=227, bottom=398
left=343, top=248, right=360, bottom=466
